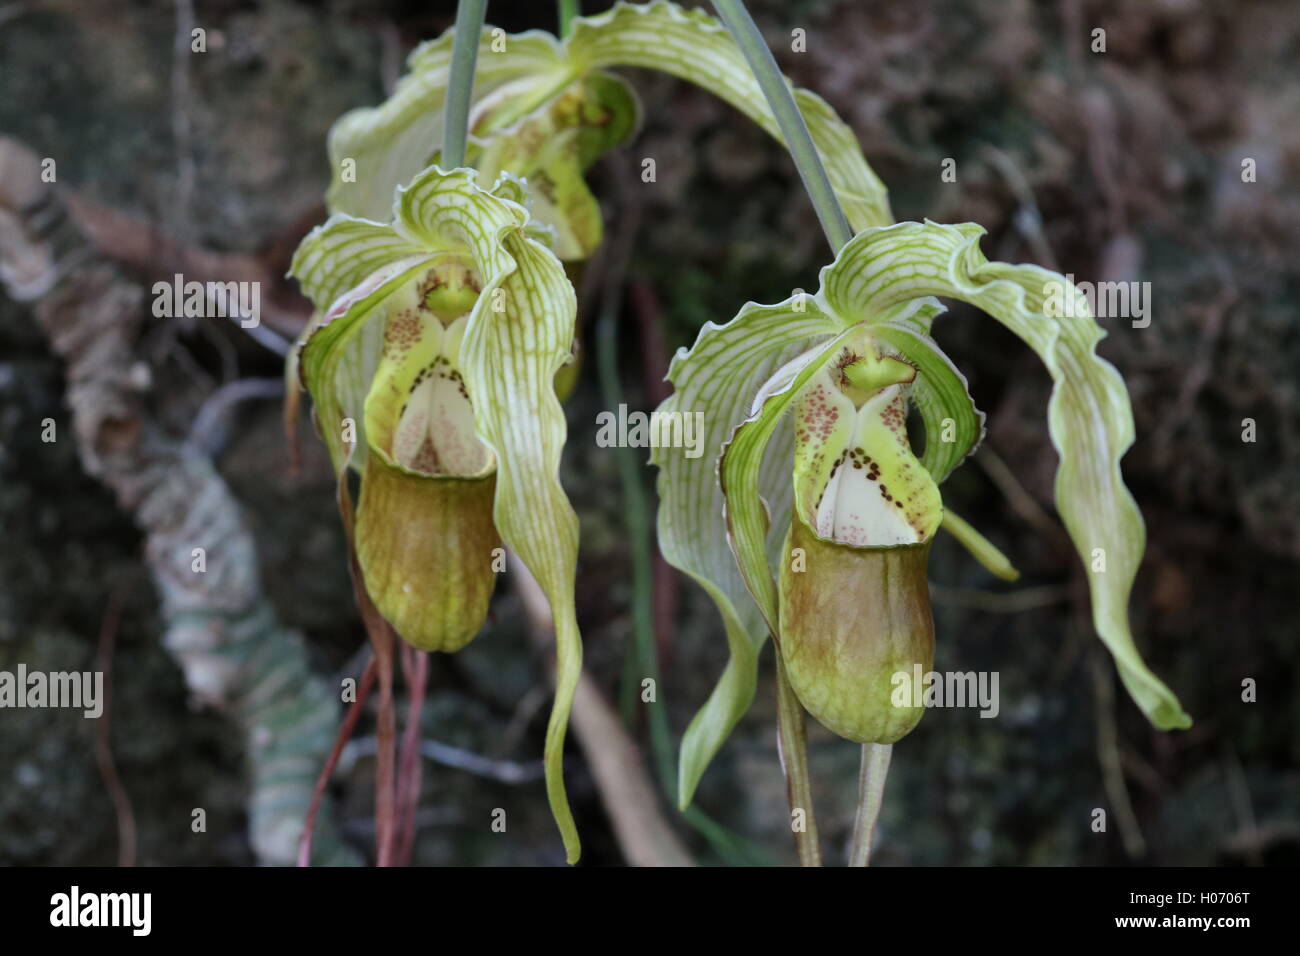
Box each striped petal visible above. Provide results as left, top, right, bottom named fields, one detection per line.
left=326, top=30, right=568, bottom=221
left=566, top=0, right=892, bottom=230
left=651, top=295, right=840, bottom=807
left=824, top=221, right=1190, bottom=730
left=458, top=225, right=584, bottom=862
left=291, top=167, right=588, bottom=859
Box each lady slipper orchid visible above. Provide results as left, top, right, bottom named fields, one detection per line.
left=654, top=219, right=1192, bottom=807
left=776, top=339, right=942, bottom=744
left=288, top=166, right=585, bottom=861
left=325, top=1, right=892, bottom=260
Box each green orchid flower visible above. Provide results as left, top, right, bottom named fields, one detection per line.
left=288, top=165, right=584, bottom=862
left=326, top=0, right=891, bottom=260
left=654, top=218, right=1192, bottom=807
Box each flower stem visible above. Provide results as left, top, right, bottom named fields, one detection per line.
left=443, top=0, right=488, bottom=170
left=558, top=0, right=579, bottom=38
left=776, top=656, right=822, bottom=865
left=848, top=743, right=892, bottom=866
left=711, top=0, right=853, bottom=253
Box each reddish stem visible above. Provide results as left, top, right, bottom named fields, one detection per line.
left=395, top=646, right=430, bottom=866
left=298, top=654, right=377, bottom=867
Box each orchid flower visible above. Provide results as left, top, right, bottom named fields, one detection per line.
left=288, top=166, right=584, bottom=861
left=325, top=0, right=892, bottom=260
left=654, top=219, right=1192, bottom=806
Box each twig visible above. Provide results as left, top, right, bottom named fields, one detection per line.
left=61, top=191, right=310, bottom=340
left=93, top=588, right=137, bottom=868
left=975, top=446, right=1062, bottom=542
left=332, top=440, right=401, bottom=867
left=347, top=737, right=545, bottom=785
left=187, top=376, right=285, bottom=456
left=983, top=145, right=1059, bottom=271
left=368, top=619, right=398, bottom=867
left=1088, top=645, right=1145, bottom=859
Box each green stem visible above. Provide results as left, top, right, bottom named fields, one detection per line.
left=558, top=0, right=579, bottom=38
left=776, top=656, right=821, bottom=866
left=443, top=0, right=488, bottom=170
left=711, top=0, right=853, bottom=253
left=848, top=743, right=892, bottom=866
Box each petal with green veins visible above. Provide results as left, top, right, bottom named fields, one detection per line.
left=651, top=296, right=840, bottom=807
left=458, top=225, right=584, bottom=862
left=473, top=71, right=641, bottom=260
left=825, top=220, right=1190, bottom=730
left=325, top=2, right=891, bottom=254
left=566, top=0, right=892, bottom=229
left=326, top=29, right=569, bottom=221
left=292, top=166, right=589, bottom=858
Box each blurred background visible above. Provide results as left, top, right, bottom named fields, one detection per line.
left=0, top=0, right=1296, bottom=866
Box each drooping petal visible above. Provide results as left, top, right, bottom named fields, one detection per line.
left=824, top=220, right=1190, bottom=730
left=566, top=0, right=892, bottom=229
left=651, top=296, right=841, bottom=807
left=457, top=219, right=585, bottom=864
